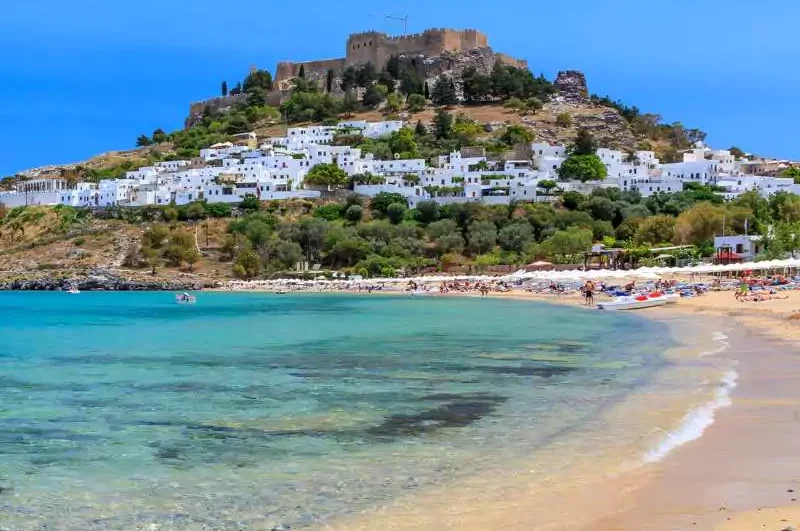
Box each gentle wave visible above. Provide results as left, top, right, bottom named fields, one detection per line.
left=712, top=331, right=729, bottom=342
left=643, top=369, right=738, bottom=463
left=699, top=330, right=730, bottom=357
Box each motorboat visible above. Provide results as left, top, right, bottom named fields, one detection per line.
left=660, top=293, right=680, bottom=304
left=597, top=293, right=671, bottom=311
left=175, top=292, right=196, bottom=304
left=66, top=286, right=80, bottom=294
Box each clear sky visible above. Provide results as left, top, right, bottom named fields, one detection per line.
left=1, top=0, right=797, bottom=176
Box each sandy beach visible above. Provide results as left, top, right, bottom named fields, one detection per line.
left=314, top=289, right=800, bottom=531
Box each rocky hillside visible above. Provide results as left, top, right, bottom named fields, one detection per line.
left=0, top=206, right=229, bottom=286
left=2, top=66, right=702, bottom=186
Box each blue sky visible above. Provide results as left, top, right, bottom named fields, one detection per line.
left=1, top=0, right=797, bottom=176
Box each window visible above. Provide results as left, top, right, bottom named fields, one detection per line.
left=736, top=243, right=744, bottom=254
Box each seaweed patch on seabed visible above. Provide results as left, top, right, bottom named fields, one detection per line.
left=366, top=396, right=508, bottom=438
left=484, top=365, right=576, bottom=377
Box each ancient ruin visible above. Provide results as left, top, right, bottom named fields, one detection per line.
left=274, top=27, right=527, bottom=90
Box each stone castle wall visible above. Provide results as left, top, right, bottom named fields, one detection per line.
left=344, top=28, right=488, bottom=69
left=275, top=28, right=494, bottom=85
left=185, top=94, right=247, bottom=128
left=275, top=58, right=346, bottom=90
left=187, top=28, right=530, bottom=128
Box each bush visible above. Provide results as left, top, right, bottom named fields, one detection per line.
left=386, top=203, right=407, bottom=225
left=556, top=113, right=573, bottom=127
left=407, top=94, right=426, bottom=112
left=313, top=203, right=343, bottom=221
left=73, top=237, right=86, bottom=246
left=344, top=204, right=364, bottom=224
left=205, top=202, right=232, bottom=218
left=233, top=249, right=262, bottom=279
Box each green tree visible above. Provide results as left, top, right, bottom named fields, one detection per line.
left=386, top=202, right=407, bottom=225
left=370, top=192, right=407, bottom=217
left=674, top=202, right=728, bottom=245
left=407, top=93, right=426, bottom=113
left=163, top=231, right=200, bottom=270
left=582, top=196, right=617, bottom=222
left=152, top=129, right=167, bottom=143
left=356, top=63, right=377, bottom=87
left=221, top=81, right=228, bottom=96
left=342, top=90, right=359, bottom=117
left=560, top=191, right=586, bottom=210
left=325, top=69, right=334, bottom=93
left=572, top=128, right=596, bottom=155
left=732, top=190, right=770, bottom=233
left=233, top=249, right=262, bottom=278
left=782, top=167, right=800, bottom=183
left=243, top=69, right=274, bottom=92
left=385, top=92, right=404, bottom=114
left=543, top=227, right=593, bottom=259
left=434, top=233, right=465, bottom=256
left=240, top=194, right=261, bottom=213
left=634, top=215, right=676, bottom=245
left=461, top=67, right=493, bottom=104
left=414, top=120, right=427, bottom=136
left=503, top=97, right=526, bottom=113
left=186, top=202, right=206, bottom=222
left=415, top=200, right=440, bottom=224
left=558, top=155, right=608, bottom=182
left=615, top=217, right=642, bottom=241
left=136, top=135, right=152, bottom=147
left=555, top=113, right=572, bottom=127
left=143, top=224, right=170, bottom=249
left=431, top=75, right=457, bottom=106
left=344, top=204, right=364, bottom=224
left=769, top=191, right=800, bottom=223
left=499, top=125, right=534, bottom=146
left=298, top=65, right=306, bottom=78
left=498, top=220, right=534, bottom=253
left=526, top=97, right=544, bottom=114
left=424, top=81, right=430, bottom=99
left=432, top=108, right=453, bottom=140
left=313, top=203, right=343, bottom=221
left=305, top=163, right=349, bottom=189
left=467, top=220, right=497, bottom=255
left=388, top=128, right=418, bottom=157
left=205, top=202, right=232, bottom=218
left=537, top=179, right=558, bottom=195
left=729, top=146, right=746, bottom=159
left=362, top=85, right=385, bottom=107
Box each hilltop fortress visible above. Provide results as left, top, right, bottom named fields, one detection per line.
left=275, top=28, right=526, bottom=86
left=186, top=28, right=529, bottom=126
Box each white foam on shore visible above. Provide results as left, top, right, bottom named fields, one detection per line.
left=699, top=330, right=730, bottom=357
left=643, top=369, right=738, bottom=463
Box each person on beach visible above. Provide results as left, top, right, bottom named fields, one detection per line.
left=583, top=280, right=595, bottom=306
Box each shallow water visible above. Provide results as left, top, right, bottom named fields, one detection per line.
left=0, top=292, right=673, bottom=530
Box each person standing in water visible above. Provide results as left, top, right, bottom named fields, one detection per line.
left=583, top=280, right=595, bottom=306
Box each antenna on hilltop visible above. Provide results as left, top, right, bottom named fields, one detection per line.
left=385, top=14, right=409, bottom=35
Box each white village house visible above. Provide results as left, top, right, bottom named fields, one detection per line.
left=2, top=121, right=797, bottom=214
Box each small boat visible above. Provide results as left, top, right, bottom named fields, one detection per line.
left=66, top=286, right=80, bottom=294
left=597, top=294, right=670, bottom=311
left=275, top=290, right=289, bottom=295
left=175, top=292, right=196, bottom=304
left=660, top=293, right=680, bottom=305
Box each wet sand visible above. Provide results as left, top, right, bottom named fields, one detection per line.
left=317, top=291, right=800, bottom=531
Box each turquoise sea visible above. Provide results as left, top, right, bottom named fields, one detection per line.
left=0, top=292, right=673, bottom=530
